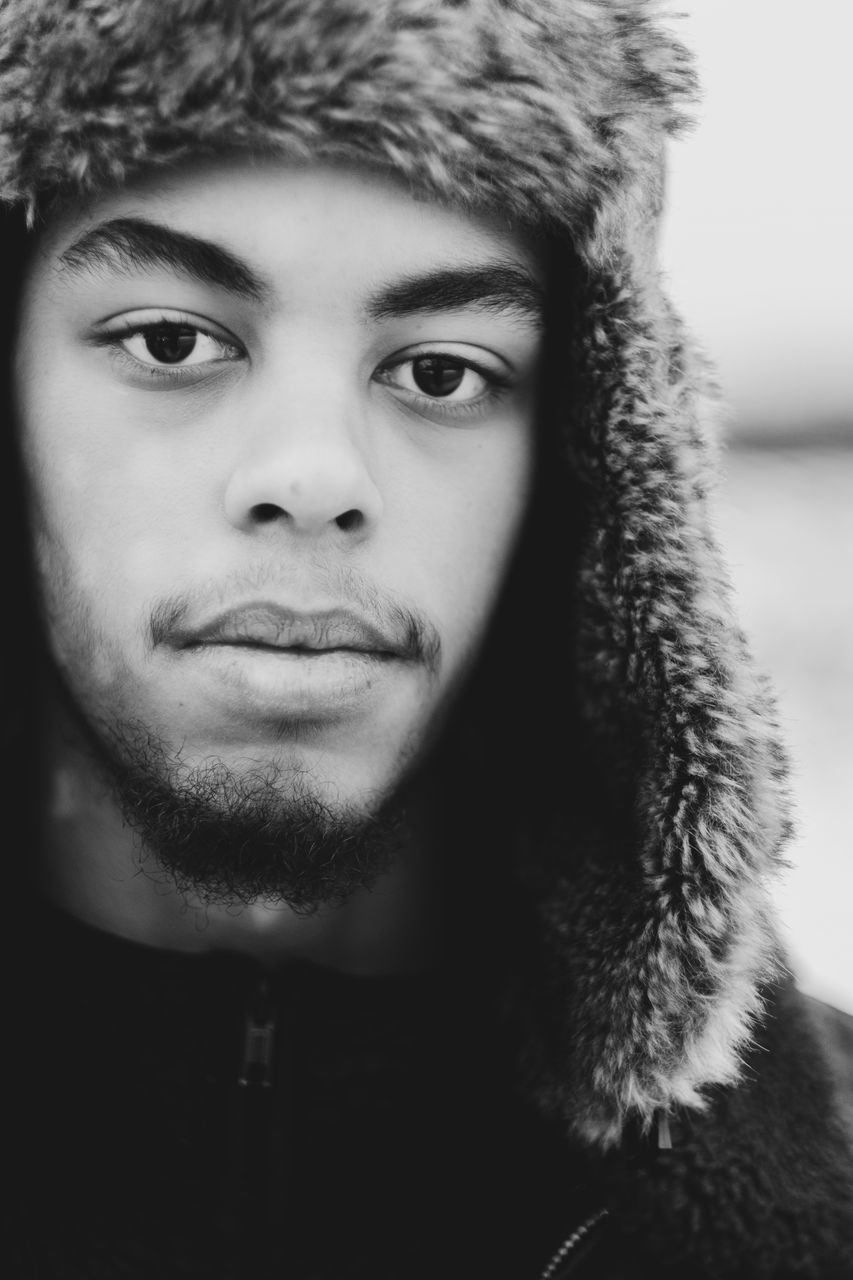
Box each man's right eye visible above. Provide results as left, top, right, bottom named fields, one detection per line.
left=89, top=310, right=245, bottom=381
left=119, top=323, right=239, bottom=367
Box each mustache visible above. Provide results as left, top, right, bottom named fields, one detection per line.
left=146, top=563, right=442, bottom=673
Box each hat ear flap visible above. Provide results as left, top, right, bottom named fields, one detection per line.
left=519, top=229, right=791, bottom=1147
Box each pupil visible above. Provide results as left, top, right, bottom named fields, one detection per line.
left=145, top=327, right=197, bottom=364
left=412, top=356, right=466, bottom=397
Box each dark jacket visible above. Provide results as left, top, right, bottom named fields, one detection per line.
left=1, top=1, right=851, bottom=1276
left=7, top=898, right=852, bottom=1279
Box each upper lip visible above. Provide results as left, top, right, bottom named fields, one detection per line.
left=172, top=603, right=406, bottom=656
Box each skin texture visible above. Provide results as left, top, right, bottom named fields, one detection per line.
left=14, top=159, right=543, bottom=965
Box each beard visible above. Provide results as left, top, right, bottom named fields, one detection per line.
left=107, top=728, right=405, bottom=912
left=52, top=687, right=408, bottom=913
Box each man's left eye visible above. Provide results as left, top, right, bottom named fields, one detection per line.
left=380, top=354, right=490, bottom=402
left=120, top=324, right=238, bottom=367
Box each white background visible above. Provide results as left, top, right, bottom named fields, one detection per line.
left=661, top=0, right=853, bottom=436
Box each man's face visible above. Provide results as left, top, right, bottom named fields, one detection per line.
left=14, top=160, right=543, bottom=902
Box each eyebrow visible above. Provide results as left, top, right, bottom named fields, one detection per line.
left=58, top=217, right=268, bottom=301
left=57, top=216, right=544, bottom=326
left=365, top=264, right=544, bottom=328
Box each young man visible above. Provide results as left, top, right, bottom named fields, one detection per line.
left=1, top=2, right=850, bottom=1277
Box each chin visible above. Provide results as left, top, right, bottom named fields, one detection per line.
left=117, top=749, right=406, bottom=913
left=67, top=698, right=407, bottom=910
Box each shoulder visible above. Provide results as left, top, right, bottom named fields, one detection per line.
left=615, top=978, right=853, bottom=1275
left=797, top=990, right=853, bottom=1148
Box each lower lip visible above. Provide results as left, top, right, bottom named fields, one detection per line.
left=177, top=644, right=400, bottom=718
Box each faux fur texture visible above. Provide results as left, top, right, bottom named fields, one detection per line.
left=0, top=0, right=794, bottom=1149
left=0, top=0, right=694, bottom=236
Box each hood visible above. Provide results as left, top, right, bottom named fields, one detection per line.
left=0, top=0, right=791, bottom=1149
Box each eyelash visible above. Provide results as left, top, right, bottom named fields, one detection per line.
left=91, top=318, right=514, bottom=417
left=92, top=315, right=244, bottom=383
left=375, top=353, right=512, bottom=421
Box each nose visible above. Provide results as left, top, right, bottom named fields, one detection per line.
left=222, top=405, right=383, bottom=538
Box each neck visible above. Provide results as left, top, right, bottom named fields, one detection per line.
left=30, top=686, right=449, bottom=976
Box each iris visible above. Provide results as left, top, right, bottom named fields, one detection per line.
left=411, top=356, right=465, bottom=397
left=144, top=325, right=198, bottom=364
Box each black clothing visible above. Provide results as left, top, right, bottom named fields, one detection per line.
left=10, top=898, right=852, bottom=1279
left=10, top=901, right=613, bottom=1279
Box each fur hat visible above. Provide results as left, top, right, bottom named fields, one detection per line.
left=0, top=0, right=790, bottom=1148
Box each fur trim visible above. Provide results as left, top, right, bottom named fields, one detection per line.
left=520, top=264, right=793, bottom=1145
left=0, top=0, right=694, bottom=237
left=0, top=0, right=793, bottom=1149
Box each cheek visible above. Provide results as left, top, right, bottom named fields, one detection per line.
left=20, top=385, right=192, bottom=615
left=393, top=431, right=534, bottom=663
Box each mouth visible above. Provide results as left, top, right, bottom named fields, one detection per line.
left=170, top=603, right=411, bottom=660
left=153, top=598, right=437, bottom=724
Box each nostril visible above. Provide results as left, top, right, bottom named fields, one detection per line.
left=251, top=502, right=284, bottom=523
left=336, top=509, right=364, bottom=533
left=246, top=503, right=365, bottom=530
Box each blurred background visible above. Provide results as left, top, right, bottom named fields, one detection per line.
left=660, top=1, right=852, bottom=1013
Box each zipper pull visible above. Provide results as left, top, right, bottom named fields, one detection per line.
left=238, top=978, right=276, bottom=1088
left=656, top=1109, right=673, bottom=1150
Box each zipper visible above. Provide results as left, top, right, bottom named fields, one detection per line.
left=239, top=978, right=276, bottom=1087
left=222, top=976, right=281, bottom=1246
left=537, top=1207, right=609, bottom=1280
